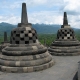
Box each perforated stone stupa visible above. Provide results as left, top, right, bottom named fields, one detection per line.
left=48, top=12, right=80, bottom=56
left=0, top=3, right=54, bottom=73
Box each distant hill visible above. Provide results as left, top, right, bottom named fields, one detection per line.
left=0, top=22, right=80, bottom=36
left=32, top=23, right=61, bottom=34
left=0, top=22, right=16, bottom=36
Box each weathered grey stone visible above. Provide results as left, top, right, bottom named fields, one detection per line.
left=0, top=32, right=10, bottom=51
left=63, top=12, right=68, bottom=26
left=27, top=67, right=33, bottom=72
left=78, top=63, right=80, bottom=80
left=0, top=3, right=54, bottom=73
left=4, top=32, right=8, bottom=42
left=21, top=3, right=28, bottom=24
left=0, top=55, right=52, bottom=67
left=48, top=12, right=80, bottom=56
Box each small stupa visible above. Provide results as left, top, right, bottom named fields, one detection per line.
left=4, top=32, right=8, bottom=43
left=48, top=12, right=80, bottom=56
left=0, top=3, right=54, bottom=73
left=0, top=32, right=10, bottom=51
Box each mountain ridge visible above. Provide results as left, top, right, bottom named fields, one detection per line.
left=0, top=22, right=80, bottom=36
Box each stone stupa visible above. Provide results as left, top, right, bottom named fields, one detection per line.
left=0, top=32, right=10, bottom=51
left=48, top=12, right=80, bottom=56
left=3, top=32, right=8, bottom=43
left=0, top=3, right=54, bottom=73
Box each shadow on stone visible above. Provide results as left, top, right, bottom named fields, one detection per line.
left=73, top=72, right=78, bottom=80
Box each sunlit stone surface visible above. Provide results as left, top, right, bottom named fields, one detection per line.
left=0, top=3, right=54, bottom=73
left=48, top=12, right=80, bottom=56
left=0, top=32, right=10, bottom=51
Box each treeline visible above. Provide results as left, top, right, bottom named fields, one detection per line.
left=38, top=34, right=56, bottom=46
left=0, top=33, right=80, bottom=46
left=0, top=34, right=56, bottom=45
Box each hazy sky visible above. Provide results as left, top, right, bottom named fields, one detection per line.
left=0, top=0, right=80, bottom=28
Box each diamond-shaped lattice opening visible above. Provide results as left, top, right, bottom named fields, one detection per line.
left=29, top=37, right=32, bottom=40
left=33, top=33, right=35, bottom=36
left=21, top=31, right=24, bottom=33
left=14, top=31, right=16, bottom=33
left=36, top=36, right=38, bottom=39
left=62, top=32, right=64, bottom=34
left=68, top=37, right=70, bottom=39
left=25, top=41, right=29, bottom=44
left=65, top=34, right=67, bottom=36
left=25, top=34, right=28, bottom=37
left=65, top=30, right=67, bottom=32
left=20, top=38, right=24, bottom=40
left=57, top=37, right=59, bottom=39
left=16, top=41, right=19, bottom=44
left=29, top=30, right=31, bottom=33
left=62, top=37, right=64, bottom=39
left=16, top=34, right=20, bottom=37
left=73, top=37, right=74, bottom=39
left=13, top=37, right=15, bottom=40
left=33, top=40, right=36, bottom=43
left=67, top=32, right=70, bottom=34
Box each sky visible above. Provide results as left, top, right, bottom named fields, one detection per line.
left=0, top=0, right=80, bottom=28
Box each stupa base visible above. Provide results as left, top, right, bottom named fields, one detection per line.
left=0, top=60, right=53, bottom=73
left=0, top=44, right=54, bottom=73
left=49, top=40, right=80, bottom=56
left=49, top=46, right=80, bottom=56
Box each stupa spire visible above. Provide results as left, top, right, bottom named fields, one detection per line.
left=63, top=12, right=68, bottom=25
left=21, top=3, right=28, bottom=24
left=4, top=32, right=8, bottom=42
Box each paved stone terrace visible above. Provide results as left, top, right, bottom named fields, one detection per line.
left=0, top=55, right=79, bottom=80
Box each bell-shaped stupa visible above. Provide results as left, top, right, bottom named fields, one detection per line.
left=48, top=12, right=80, bottom=56
left=0, top=3, right=54, bottom=73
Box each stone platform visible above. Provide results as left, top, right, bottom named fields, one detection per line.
left=48, top=40, right=80, bottom=56
left=0, top=55, right=79, bottom=80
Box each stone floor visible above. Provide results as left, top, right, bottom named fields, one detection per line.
left=0, top=55, right=79, bottom=80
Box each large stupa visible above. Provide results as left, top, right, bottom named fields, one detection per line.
left=0, top=3, right=54, bottom=73
left=48, top=12, right=80, bottom=56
